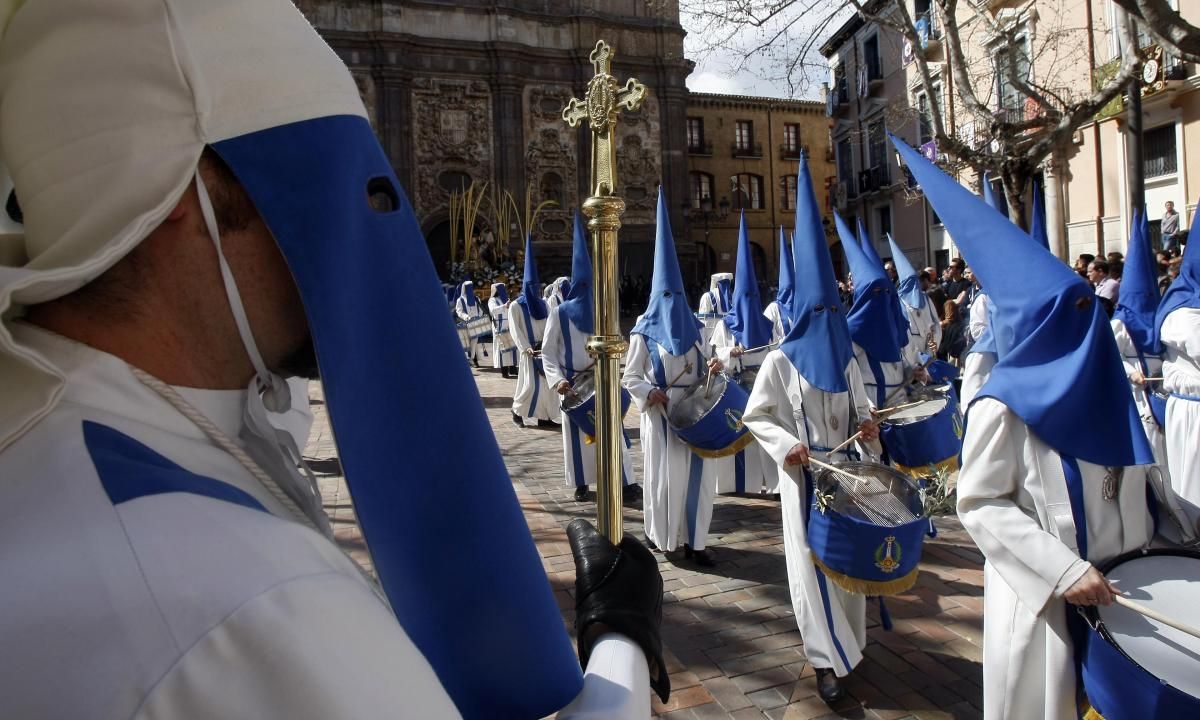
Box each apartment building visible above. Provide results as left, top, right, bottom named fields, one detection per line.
left=682, top=92, right=835, bottom=288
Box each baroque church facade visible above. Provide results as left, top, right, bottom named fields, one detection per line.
left=296, top=0, right=694, bottom=281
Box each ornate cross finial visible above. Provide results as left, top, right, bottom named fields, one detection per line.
left=563, top=40, right=647, bottom=197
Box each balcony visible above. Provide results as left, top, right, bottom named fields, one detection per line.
left=857, top=165, right=891, bottom=195
left=688, top=140, right=713, bottom=157
left=780, top=143, right=809, bottom=160
left=732, top=142, right=763, bottom=159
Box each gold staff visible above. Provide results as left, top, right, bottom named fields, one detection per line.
left=562, top=40, right=647, bottom=542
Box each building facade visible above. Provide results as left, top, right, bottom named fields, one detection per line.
left=682, top=93, right=835, bottom=291
left=296, top=0, right=694, bottom=282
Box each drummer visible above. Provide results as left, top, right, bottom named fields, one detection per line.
left=763, top=227, right=795, bottom=341
left=622, top=189, right=724, bottom=566
left=895, top=137, right=1157, bottom=720
left=509, top=236, right=558, bottom=428
left=742, top=154, right=879, bottom=705
left=835, top=215, right=928, bottom=428
left=488, top=282, right=518, bottom=379
left=454, top=280, right=489, bottom=368
left=887, top=234, right=941, bottom=355
left=710, top=213, right=777, bottom=496
left=699, top=272, right=734, bottom=317
left=543, top=213, right=638, bottom=503
left=1156, top=211, right=1200, bottom=529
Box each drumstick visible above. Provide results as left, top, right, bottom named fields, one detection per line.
left=883, top=356, right=937, bottom=406
left=1141, top=376, right=1163, bottom=382
left=807, top=457, right=870, bottom=487
left=823, top=401, right=924, bottom=459
left=826, top=431, right=864, bottom=459
left=704, top=344, right=717, bottom=399
left=662, top=362, right=694, bottom=390
left=741, top=341, right=781, bottom=355
left=1114, top=595, right=1200, bottom=641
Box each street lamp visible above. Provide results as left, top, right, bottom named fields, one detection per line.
left=682, top=194, right=731, bottom=282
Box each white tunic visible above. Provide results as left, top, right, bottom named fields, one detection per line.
left=710, top=320, right=776, bottom=494
left=741, top=351, right=874, bottom=675
left=901, top=299, right=941, bottom=355
left=1160, top=307, right=1200, bottom=528
left=960, top=294, right=995, bottom=409
left=622, top=334, right=719, bottom=551
left=851, top=340, right=920, bottom=411
left=763, top=301, right=789, bottom=342
left=541, top=308, right=635, bottom=489
left=508, top=302, right=557, bottom=423
left=0, top=325, right=649, bottom=719
left=455, top=297, right=490, bottom=366
left=487, top=297, right=517, bottom=369
left=957, top=398, right=1153, bottom=720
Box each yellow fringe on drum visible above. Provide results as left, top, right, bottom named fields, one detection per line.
left=894, top=455, right=959, bottom=479
left=1081, top=701, right=1105, bottom=720
left=583, top=435, right=595, bottom=445
left=686, top=432, right=756, bottom=459
left=812, top=553, right=920, bottom=596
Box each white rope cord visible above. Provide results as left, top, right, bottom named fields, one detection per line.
left=130, top=366, right=317, bottom=531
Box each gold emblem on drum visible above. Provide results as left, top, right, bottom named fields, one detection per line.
left=874, top=535, right=902, bottom=573
left=725, top=408, right=744, bottom=431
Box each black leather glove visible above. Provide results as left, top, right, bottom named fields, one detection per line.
left=567, top=518, right=670, bottom=703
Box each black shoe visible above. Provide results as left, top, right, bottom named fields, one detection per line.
left=623, top=484, right=643, bottom=503
left=511, top=412, right=523, bottom=428
left=473, top=359, right=480, bottom=368
left=814, top=667, right=845, bottom=704
left=691, top=549, right=715, bottom=567
left=537, top=419, right=556, bottom=428
left=574, top=486, right=589, bottom=501
left=644, top=534, right=658, bottom=551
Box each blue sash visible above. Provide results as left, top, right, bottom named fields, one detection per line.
left=517, top=304, right=542, bottom=415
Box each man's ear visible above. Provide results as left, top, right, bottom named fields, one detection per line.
left=165, top=184, right=194, bottom=223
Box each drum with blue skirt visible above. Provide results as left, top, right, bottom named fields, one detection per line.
left=880, top=383, right=964, bottom=477
left=460, top=314, right=492, bottom=341
left=807, top=461, right=927, bottom=596
left=1079, top=548, right=1200, bottom=719
left=560, top=368, right=631, bottom=440
left=667, top=372, right=753, bottom=458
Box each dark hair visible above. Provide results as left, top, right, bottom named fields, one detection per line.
left=1089, top=259, right=1110, bottom=274
left=950, top=258, right=965, bottom=271
left=1078, top=253, right=1095, bottom=264
left=200, top=147, right=258, bottom=235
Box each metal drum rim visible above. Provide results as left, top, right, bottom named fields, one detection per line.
left=668, top=373, right=733, bottom=431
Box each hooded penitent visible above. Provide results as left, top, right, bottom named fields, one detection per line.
left=710, top=273, right=733, bottom=311
left=779, top=153, right=854, bottom=393
left=515, top=234, right=549, bottom=322
left=887, top=234, right=927, bottom=311
left=892, top=134, right=1152, bottom=467
left=557, top=211, right=593, bottom=334
left=775, top=226, right=795, bottom=322
left=632, top=188, right=701, bottom=355
left=458, top=280, right=478, bottom=308
left=1155, top=203, right=1200, bottom=337
left=836, top=213, right=909, bottom=364
left=0, top=1, right=581, bottom=717
left=1115, top=208, right=1162, bottom=355
left=723, top=212, right=774, bottom=348
left=490, top=283, right=509, bottom=304
left=856, top=216, right=885, bottom=268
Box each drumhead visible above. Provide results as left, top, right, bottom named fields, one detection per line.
left=883, top=396, right=948, bottom=424
left=668, top=373, right=730, bottom=429
left=561, top=369, right=595, bottom=412
left=814, top=461, right=922, bottom=526
left=1097, top=552, right=1200, bottom=698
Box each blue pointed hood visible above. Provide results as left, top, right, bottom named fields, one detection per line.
left=491, top=283, right=509, bottom=303
left=982, top=172, right=1003, bottom=213
left=857, top=216, right=885, bottom=267
left=515, top=234, right=549, bottom=320
left=1115, top=208, right=1162, bottom=354
left=887, top=233, right=926, bottom=310
left=723, top=212, right=775, bottom=347
left=780, top=154, right=854, bottom=393
left=893, top=133, right=1152, bottom=467
left=775, top=226, right=795, bottom=331
left=459, top=280, right=478, bottom=308
left=837, top=213, right=908, bottom=362
left=1029, top=183, right=1050, bottom=250
left=1156, top=202, right=1200, bottom=338
left=557, top=211, right=594, bottom=333
left=632, top=187, right=701, bottom=355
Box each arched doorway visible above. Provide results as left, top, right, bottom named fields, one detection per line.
left=425, top=220, right=453, bottom=280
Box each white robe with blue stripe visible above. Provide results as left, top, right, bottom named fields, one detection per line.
left=741, top=351, right=874, bottom=676
left=710, top=320, right=776, bottom=495
left=541, top=309, right=635, bottom=490
left=622, top=334, right=718, bottom=551
left=508, top=302, right=557, bottom=423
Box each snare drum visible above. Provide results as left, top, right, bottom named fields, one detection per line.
left=880, top=383, right=963, bottom=477
left=807, top=461, right=927, bottom=596
left=461, top=315, right=491, bottom=341
left=560, top=368, right=632, bottom=440
left=1080, top=548, right=1200, bottom=720
left=667, top=373, right=753, bottom=458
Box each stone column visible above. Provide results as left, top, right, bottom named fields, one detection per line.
left=1044, top=154, right=1068, bottom=261
left=492, top=79, right=525, bottom=197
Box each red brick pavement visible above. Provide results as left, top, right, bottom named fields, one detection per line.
left=303, top=368, right=986, bottom=720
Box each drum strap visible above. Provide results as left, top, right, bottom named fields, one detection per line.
left=1060, top=455, right=1089, bottom=561
left=561, top=311, right=577, bottom=381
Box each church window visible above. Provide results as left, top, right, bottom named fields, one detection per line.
left=690, top=172, right=714, bottom=208
left=780, top=175, right=798, bottom=210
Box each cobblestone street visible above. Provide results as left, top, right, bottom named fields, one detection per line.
left=304, top=368, right=987, bottom=720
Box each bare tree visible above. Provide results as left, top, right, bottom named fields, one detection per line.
left=684, top=0, right=1143, bottom=230
left=1109, top=0, right=1200, bottom=62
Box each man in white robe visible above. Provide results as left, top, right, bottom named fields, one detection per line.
left=0, top=5, right=668, bottom=716
left=710, top=213, right=777, bottom=495
left=1156, top=212, right=1200, bottom=529
left=698, top=272, right=733, bottom=346
left=454, top=280, right=490, bottom=368
left=742, top=156, right=880, bottom=704
left=887, top=234, right=941, bottom=354
left=509, top=237, right=558, bottom=428
left=488, top=282, right=517, bottom=378
left=896, top=136, right=1157, bottom=720
left=623, top=190, right=723, bottom=566
left=541, top=214, right=638, bottom=502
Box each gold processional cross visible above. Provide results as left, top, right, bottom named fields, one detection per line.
left=561, top=41, right=646, bottom=542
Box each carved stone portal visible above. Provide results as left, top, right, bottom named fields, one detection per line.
left=411, top=78, right=494, bottom=218
left=525, top=86, right=578, bottom=242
